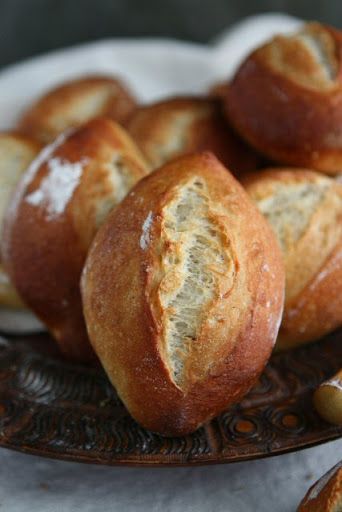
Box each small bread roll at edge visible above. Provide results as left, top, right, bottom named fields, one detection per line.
left=244, top=168, right=342, bottom=349
left=225, top=22, right=342, bottom=175
left=17, top=75, right=137, bottom=144
left=81, top=152, right=284, bottom=436
left=298, top=460, right=342, bottom=512
left=0, top=132, right=41, bottom=309
left=314, top=369, right=342, bottom=425
left=2, top=119, right=148, bottom=362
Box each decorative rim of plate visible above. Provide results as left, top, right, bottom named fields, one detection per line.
left=0, top=331, right=340, bottom=466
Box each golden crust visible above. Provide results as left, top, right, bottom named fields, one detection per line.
left=224, top=23, right=342, bottom=175
left=125, top=96, right=260, bottom=176
left=17, top=75, right=137, bottom=144
left=209, top=81, right=229, bottom=100
left=0, top=132, right=41, bottom=309
left=81, top=152, right=284, bottom=436
left=298, top=461, right=342, bottom=512
left=2, top=119, right=148, bottom=362
left=244, top=168, right=342, bottom=349
left=314, top=369, right=342, bottom=425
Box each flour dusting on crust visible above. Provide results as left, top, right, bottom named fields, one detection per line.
left=26, top=157, right=88, bottom=219
left=321, top=376, right=342, bottom=391
left=140, top=211, right=153, bottom=250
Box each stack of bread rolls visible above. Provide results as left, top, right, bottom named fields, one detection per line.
left=0, top=21, right=341, bottom=436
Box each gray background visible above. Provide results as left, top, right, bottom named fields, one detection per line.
left=0, top=0, right=342, bottom=69
left=1, top=439, right=341, bottom=512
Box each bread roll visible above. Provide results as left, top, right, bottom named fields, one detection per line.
left=298, top=461, right=342, bottom=512
left=125, top=97, right=259, bottom=176
left=2, top=119, right=148, bottom=361
left=314, top=369, right=342, bottom=425
left=244, top=168, right=342, bottom=349
left=0, top=132, right=41, bottom=309
left=209, top=81, right=229, bottom=100
left=18, top=75, right=137, bottom=144
left=225, top=22, right=342, bottom=175
left=81, top=152, right=284, bottom=436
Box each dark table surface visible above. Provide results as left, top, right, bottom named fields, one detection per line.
left=0, top=0, right=341, bottom=70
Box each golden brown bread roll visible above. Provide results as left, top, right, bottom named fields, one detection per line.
left=17, top=75, right=137, bottom=144
left=225, top=22, right=342, bottom=175
left=2, top=119, right=148, bottom=361
left=298, top=461, right=342, bottom=512
left=0, top=132, right=41, bottom=309
left=125, top=96, right=260, bottom=176
left=244, top=168, right=342, bottom=349
left=81, top=152, right=284, bottom=436
left=209, top=81, right=229, bottom=100
left=314, top=369, right=342, bottom=425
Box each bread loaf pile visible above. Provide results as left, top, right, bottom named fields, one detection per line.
left=0, top=22, right=341, bottom=436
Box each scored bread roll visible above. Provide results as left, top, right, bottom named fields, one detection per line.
left=298, top=460, right=342, bottom=512
left=225, top=22, right=342, bottom=175
left=314, top=369, right=342, bottom=425
left=17, top=75, right=137, bottom=144
left=2, top=119, right=148, bottom=361
left=125, top=96, right=260, bottom=176
left=0, top=132, right=41, bottom=309
left=81, top=152, right=284, bottom=436
left=244, top=168, right=342, bottom=349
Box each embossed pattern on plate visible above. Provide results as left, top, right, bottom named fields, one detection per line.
left=0, top=331, right=341, bottom=466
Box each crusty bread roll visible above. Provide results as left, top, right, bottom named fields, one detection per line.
left=298, top=460, right=342, bottom=512
left=125, top=97, right=259, bottom=176
left=0, top=132, right=41, bottom=309
left=225, top=22, right=342, bottom=175
left=314, top=369, right=342, bottom=425
left=81, top=152, right=284, bottom=436
left=244, top=168, right=342, bottom=350
left=17, top=75, right=137, bottom=144
left=2, top=119, right=148, bottom=361
left=209, top=81, right=228, bottom=100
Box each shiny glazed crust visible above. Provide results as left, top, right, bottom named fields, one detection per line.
left=0, top=132, right=41, bottom=309
left=125, top=96, right=259, bottom=176
left=81, top=152, right=284, bottom=435
left=18, top=75, right=137, bottom=144
left=225, top=23, right=342, bottom=175
left=298, top=461, right=342, bottom=512
left=244, top=168, right=342, bottom=349
left=2, top=119, right=148, bottom=362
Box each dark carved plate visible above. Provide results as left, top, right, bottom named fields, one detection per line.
left=0, top=330, right=341, bottom=466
